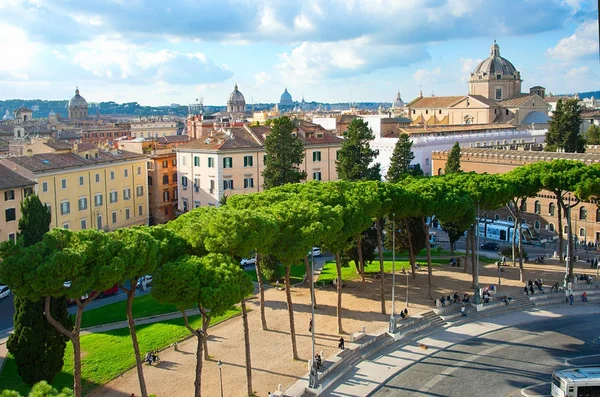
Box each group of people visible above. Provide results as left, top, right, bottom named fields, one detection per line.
left=575, top=274, right=594, bottom=284
left=439, top=292, right=470, bottom=307
left=524, top=279, right=544, bottom=295
left=534, top=256, right=545, bottom=264
left=144, top=350, right=160, bottom=365
left=588, top=257, right=599, bottom=269
left=449, top=257, right=461, bottom=267
left=399, top=308, right=409, bottom=319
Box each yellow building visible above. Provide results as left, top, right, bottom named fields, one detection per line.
left=130, top=118, right=179, bottom=139
left=1, top=148, right=149, bottom=231
left=0, top=164, right=35, bottom=242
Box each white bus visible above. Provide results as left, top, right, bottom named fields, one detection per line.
left=552, top=367, right=600, bottom=397
left=478, top=219, right=534, bottom=243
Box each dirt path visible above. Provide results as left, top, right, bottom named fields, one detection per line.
left=89, top=257, right=594, bottom=397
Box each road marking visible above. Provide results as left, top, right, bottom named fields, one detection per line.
left=564, top=353, right=600, bottom=366
left=419, top=333, right=539, bottom=393
left=520, top=382, right=551, bottom=397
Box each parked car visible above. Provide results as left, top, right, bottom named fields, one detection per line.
left=480, top=242, right=500, bottom=251
left=136, top=275, right=153, bottom=289
left=67, top=293, right=89, bottom=306
left=308, top=247, right=322, bottom=257
left=0, top=285, right=11, bottom=300
left=98, top=284, right=119, bottom=298
left=240, top=257, right=257, bottom=266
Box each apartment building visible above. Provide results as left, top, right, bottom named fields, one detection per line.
left=0, top=164, right=35, bottom=242
left=1, top=147, right=149, bottom=232
left=176, top=121, right=343, bottom=210
left=130, top=118, right=179, bottom=139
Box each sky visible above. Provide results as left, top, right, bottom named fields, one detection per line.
left=0, top=0, right=598, bottom=107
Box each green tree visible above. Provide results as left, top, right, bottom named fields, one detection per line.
left=262, top=116, right=307, bottom=189
left=584, top=124, right=600, bottom=145
left=386, top=133, right=414, bottom=182
left=445, top=142, right=461, bottom=174
left=336, top=118, right=381, bottom=181
left=0, top=381, right=73, bottom=397
left=7, top=194, right=71, bottom=387
left=152, top=254, right=253, bottom=397
left=546, top=99, right=585, bottom=153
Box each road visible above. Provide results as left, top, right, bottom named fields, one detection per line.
left=0, top=294, right=14, bottom=332
left=372, top=315, right=600, bottom=397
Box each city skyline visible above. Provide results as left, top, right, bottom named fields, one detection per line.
left=0, top=0, right=598, bottom=106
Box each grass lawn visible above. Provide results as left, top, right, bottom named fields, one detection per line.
left=78, top=294, right=195, bottom=329
left=244, top=263, right=306, bottom=285
left=0, top=308, right=241, bottom=396
left=381, top=248, right=451, bottom=259
left=318, top=259, right=447, bottom=285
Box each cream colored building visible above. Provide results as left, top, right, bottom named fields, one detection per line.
left=1, top=148, right=149, bottom=232
left=130, top=118, right=179, bottom=139
left=0, top=164, right=35, bottom=242
left=175, top=121, right=343, bottom=209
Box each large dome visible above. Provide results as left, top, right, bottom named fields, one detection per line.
left=68, top=87, right=88, bottom=108
left=472, top=41, right=518, bottom=77
left=228, top=84, right=245, bottom=104
left=280, top=88, right=292, bottom=104
left=393, top=90, right=404, bottom=109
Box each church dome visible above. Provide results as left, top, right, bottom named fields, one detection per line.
left=228, top=84, right=245, bottom=104
left=472, top=41, right=518, bottom=77
left=68, top=87, right=88, bottom=108
left=393, top=90, right=405, bottom=109
left=280, top=88, right=292, bottom=105
left=2, top=109, right=14, bottom=121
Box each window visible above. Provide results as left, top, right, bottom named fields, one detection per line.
left=223, top=157, right=233, bottom=168
left=8, top=233, right=16, bottom=243
left=172, top=159, right=177, bottom=166
left=123, top=188, right=131, bottom=200
left=147, top=161, right=153, bottom=170
left=182, top=199, right=188, bottom=212
left=62, top=223, right=69, bottom=230
left=495, top=89, right=502, bottom=100
left=194, top=156, right=200, bottom=167
left=597, top=208, right=600, bottom=222
left=244, top=177, right=254, bottom=188
left=534, top=201, right=541, bottom=214
left=163, top=160, right=168, bottom=168
left=210, top=180, right=215, bottom=194
left=5, top=208, right=16, bottom=222
left=95, top=173, right=100, bottom=183
left=244, top=155, right=253, bottom=167
left=580, top=227, right=586, bottom=237
left=60, top=201, right=70, bottom=215
left=42, top=182, right=48, bottom=192
left=494, top=214, right=500, bottom=220
left=4, top=190, right=14, bottom=201
left=223, top=179, right=234, bottom=190
left=519, top=201, right=527, bottom=212
left=163, top=191, right=170, bottom=202
left=110, top=171, right=115, bottom=180
left=79, top=176, right=84, bottom=186
left=95, top=194, right=103, bottom=207
left=564, top=225, right=568, bottom=234
left=181, top=176, right=188, bottom=189
left=194, top=178, right=200, bottom=192
left=496, top=74, right=501, bottom=80
left=164, top=207, right=169, bottom=216
left=181, top=156, right=186, bottom=166
left=580, top=207, right=587, bottom=220
left=549, top=202, right=556, bottom=216
left=97, top=214, right=103, bottom=230
left=137, top=166, right=141, bottom=175
left=507, top=216, right=514, bottom=222
left=549, top=223, right=555, bottom=232
left=61, top=179, right=67, bottom=189
left=172, top=173, right=177, bottom=183
left=207, top=157, right=215, bottom=168
left=313, top=151, right=322, bottom=162
left=534, top=220, right=540, bottom=230
left=124, top=169, right=128, bottom=178
left=505, top=109, right=509, bottom=116
left=78, top=197, right=87, bottom=211
left=112, top=211, right=117, bottom=224
left=163, top=175, right=169, bottom=185
left=109, top=191, right=118, bottom=203
left=313, top=172, right=322, bottom=181
left=125, top=208, right=130, bottom=220
left=136, top=186, right=144, bottom=197
left=24, top=187, right=32, bottom=197
left=263, top=155, right=267, bottom=164
left=138, top=205, right=143, bottom=216
left=80, top=219, right=87, bottom=230
left=173, top=188, right=177, bottom=200
left=194, top=201, right=201, bottom=208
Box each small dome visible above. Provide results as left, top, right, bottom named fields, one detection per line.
left=228, top=84, right=245, bottom=104
left=68, top=87, right=88, bottom=108
left=393, top=90, right=405, bottom=109
left=472, top=41, right=518, bottom=77
left=280, top=88, right=292, bottom=104
left=2, top=109, right=14, bottom=121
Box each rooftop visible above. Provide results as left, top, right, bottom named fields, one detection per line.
left=6, top=150, right=145, bottom=173
left=407, top=95, right=466, bottom=109
left=0, top=163, right=35, bottom=190
left=394, top=123, right=515, bottom=136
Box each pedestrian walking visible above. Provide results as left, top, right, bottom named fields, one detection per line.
left=309, top=319, right=312, bottom=333
left=569, top=293, right=574, bottom=305
left=338, top=337, right=345, bottom=350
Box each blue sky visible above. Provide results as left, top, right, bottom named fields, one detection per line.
left=0, top=0, right=597, bottom=107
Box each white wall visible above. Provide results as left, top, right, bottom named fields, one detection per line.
left=312, top=117, right=337, bottom=131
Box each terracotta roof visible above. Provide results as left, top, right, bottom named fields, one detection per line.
left=396, top=123, right=515, bottom=136
left=499, top=94, right=548, bottom=107
left=544, top=95, right=573, bottom=103
left=0, top=163, right=35, bottom=190
left=581, top=110, right=600, bottom=118
left=407, top=96, right=466, bottom=108
left=433, top=147, right=600, bottom=163
left=335, top=114, right=359, bottom=124
left=43, top=140, right=72, bottom=150
left=6, top=150, right=145, bottom=173
left=295, top=120, right=344, bottom=145
left=466, top=95, right=500, bottom=107
left=158, top=135, right=191, bottom=144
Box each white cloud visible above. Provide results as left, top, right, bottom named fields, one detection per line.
left=566, top=65, right=591, bottom=77
left=254, top=71, right=271, bottom=88
left=413, top=67, right=442, bottom=84
left=547, top=20, right=599, bottom=60
left=0, top=23, right=38, bottom=79
left=459, top=58, right=482, bottom=81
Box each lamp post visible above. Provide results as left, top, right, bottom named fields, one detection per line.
left=389, top=214, right=396, bottom=333
left=474, top=204, right=481, bottom=304
left=308, top=251, right=318, bottom=388
left=406, top=268, right=409, bottom=309
left=217, top=360, right=223, bottom=397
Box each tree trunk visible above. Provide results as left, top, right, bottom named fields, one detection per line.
left=375, top=219, right=386, bottom=315
left=518, top=222, right=524, bottom=278
left=335, top=252, right=344, bottom=334
left=422, top=217, right=433, bottom=300
left=357, top=235, right=366, bottom=288
left=202, top=314, right=210, bottom=360
left=304, top=256, right=316, bottom=308
left=284, top=265, right=299, bottom=360
left=509, top=200, right=518, bottom=267
left=463, top=227, right=469, bottom=274
left=449, top=240, right=454, bottom=255
left=182, top=311, right=202, bottom=397
left=556, top=194, right=564, bottom=264
left=125, top=282, right=148, bottom=397
left=255, top=253, right=267, bottom=330
left=470, top=227, right=476, bottom=289
left=566, top=204, right=574, bottom=278
left=405, top=220, right=416, bottom=279
left=241, top=299, right=253, bottom=397
left=72, top=332, right=83, bottom=397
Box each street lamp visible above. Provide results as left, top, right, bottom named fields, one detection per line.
left=308, top=251, right=318, bottom=389
left=474, top=204, right=482, bottom=304
left=217, top=360, right=223, bottom=397
left=389, top=214, right=396, bottom=333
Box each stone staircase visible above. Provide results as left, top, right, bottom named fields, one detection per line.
left=526, top=281, right=600, bottom=306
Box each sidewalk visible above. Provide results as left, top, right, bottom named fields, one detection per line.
left=322, top=304, right=600, bottom=396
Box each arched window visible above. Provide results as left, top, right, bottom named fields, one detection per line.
left=580, top=207, right=587, bottom=220
left=534, top=201, right=541, bottom=214
left=580, top=227, right=586, bottom=238
left=534, top=220, right=540, bottom=230
left=494, top=214, right=500, bottom=220
left=437, top=168, right=442, bottom=176
left=549, top=202, right=556, bottom=216
left=521, top=218, right=526, bottom=224
left=564, top=225, right=568, bottom=234
left=549, top=223, right=555, bottom=232
left=597, top=208, right=600, bottom=222
left=520, top=201, right=527, bottom=212
left=507, top=216, right=514, bottom=222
